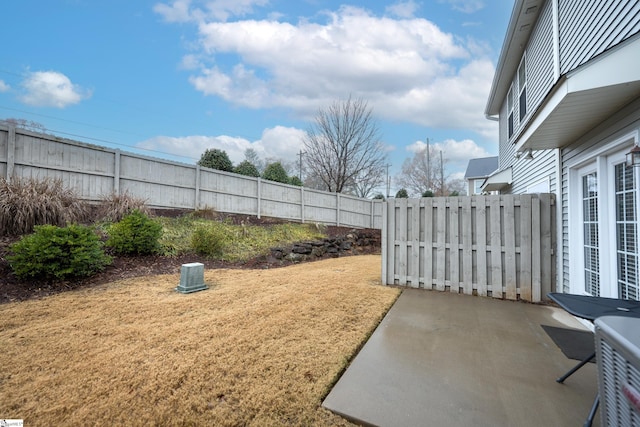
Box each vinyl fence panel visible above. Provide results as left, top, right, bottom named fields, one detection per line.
left=0, top=124, right=382, bottom=229
left=382, top=194, right=555, bottom=302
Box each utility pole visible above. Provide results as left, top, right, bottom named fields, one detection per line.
left=298, top=150, right=305, bottom=181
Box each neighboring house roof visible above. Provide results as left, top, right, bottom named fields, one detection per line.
left=464, top=156, right=499, bottom=180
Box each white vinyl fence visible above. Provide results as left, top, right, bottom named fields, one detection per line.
left=0, top=124, right=383, bottom=229
left=382, top=194, right=555, bottom=302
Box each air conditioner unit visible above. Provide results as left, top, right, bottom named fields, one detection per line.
left=594, top=316, right=640, bottom=427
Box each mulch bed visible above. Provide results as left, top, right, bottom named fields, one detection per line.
left=0, top=213, right=380, bottom=304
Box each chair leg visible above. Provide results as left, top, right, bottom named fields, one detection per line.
left=583, top=394, right=599, bottom=427
left=557, top=351, right=596, bottom=383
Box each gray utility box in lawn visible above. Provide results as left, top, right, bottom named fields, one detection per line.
left=175, top=262, right=208, bottom=294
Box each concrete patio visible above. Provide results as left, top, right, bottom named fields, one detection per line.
left=323, top=289, right=600, bottom=426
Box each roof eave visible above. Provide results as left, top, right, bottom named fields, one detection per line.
left=485, top=0, right=545, bottom=117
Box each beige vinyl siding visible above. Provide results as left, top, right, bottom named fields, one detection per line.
left=559, top=0, right=640, bottom=73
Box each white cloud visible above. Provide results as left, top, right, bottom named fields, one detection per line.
left=154, top=0, right=268, bottom=22
left=137, top=125, right=306, bottom=164
left=407, top=137, right=492, bottom=173
left=386, top=1, right=420, bottom=18
left=19, top=71, right=91, bottom=108
left=0, top=80, right=9, bottom=92
left=377, top=58, right=497, bottom=138
left=158, top=3, right=497, bottom=137
left=154, top=0, right=193, bottom=22
left=179, top=54, right=202, bottom=70
left=440, top=0, right=485, bottom=13
left=408, top=137, right=490, bottom=159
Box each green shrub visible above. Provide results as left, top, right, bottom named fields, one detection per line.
left=395, top=188, right=409, bottom=198
left=106, top=210, right=163, bottom=255
left=8, top=224, right=112, bottom=281
left=191, top=224, right=227, bottom=257
left=198, top=148, right=234, bottom=172
left=262, top=162, right=289, bottom=184
left=96, top=190, right=149, bottom=222
left=234, top=160, right=260, bottom=177
left=0, top=177, right=88, bottom=236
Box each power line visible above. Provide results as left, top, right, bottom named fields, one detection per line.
left=0, top=119, right=200, bottom=163
left=0, top=106, right=149, bottom=138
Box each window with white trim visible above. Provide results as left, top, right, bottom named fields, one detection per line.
left=615, top=162, right=639, bottom=300
left=507, top=86, right=514, bottom=138
left=518, top=55, right=527, bottom=121
left=474, top=179, right=483, bottom=194
left=582, top=172, right=599, bottom=296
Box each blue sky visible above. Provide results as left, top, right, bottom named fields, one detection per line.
left=0, top=0, right=512, bottom=192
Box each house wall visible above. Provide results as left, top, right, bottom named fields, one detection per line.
left=492, top=0, right=640, bottom=296
left=497, top=0, right=640, bottom=199
left=526, top=0, right=556, bottom=121
left=558, top=0, right=640, bottom=74
left=560, top=98, right=640, bottom=293
left=497, top=0, right=557, bottom=195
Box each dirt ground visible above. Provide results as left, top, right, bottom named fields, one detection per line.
left=0, top=255, right=400, bottom=426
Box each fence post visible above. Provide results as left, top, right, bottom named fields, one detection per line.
left=114, top=149, right=120, bottom=194
left=300, top=187, right=305, bottom=223
left=195, top=164, right=201, bottom=210
left=381, top=200, right=388, bottom=285
left=257, top=177, right=262, bottom=219
left=7, top=124, right=16, bottom=181
left=336, top=193, right=341, bottom=227
left=370, top=199, right=374, bottom=228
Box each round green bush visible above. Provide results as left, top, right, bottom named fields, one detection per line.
left=8, top=224, right=112, bottom=281
left=106, top=210, right=163, bottom=255
left=191, top=225, right=227, bottom=257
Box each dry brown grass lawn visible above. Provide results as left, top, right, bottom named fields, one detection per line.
left=0, top=255, right=399, bottom=426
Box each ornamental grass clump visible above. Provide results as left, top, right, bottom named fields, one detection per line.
left=106, top=210, right=163, bottom=255
left=95, top=190, right=150, bottom=223
left=8, top=224, right=112, bottom=281
left=0, top=177, right=88, bottom=236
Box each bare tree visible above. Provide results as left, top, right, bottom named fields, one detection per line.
left=303, top=96, right=387, bottom=193
left=2, top=118, right=46, bottom=133
left=243, top=148, right=264, bottom=173
left=396, top=142, right=464, bottom=197
left=345, top=163, right=386, bottom=198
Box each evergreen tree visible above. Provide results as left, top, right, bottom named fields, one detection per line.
left=289, top=176, right=303, bottom=186
left=198, top=149, right=233, bottom=172
left=395, top=188, right=409, bottom=198
left=262, top=162, right=289, bottom=184
left=234, top=160, right=260, bottom=177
